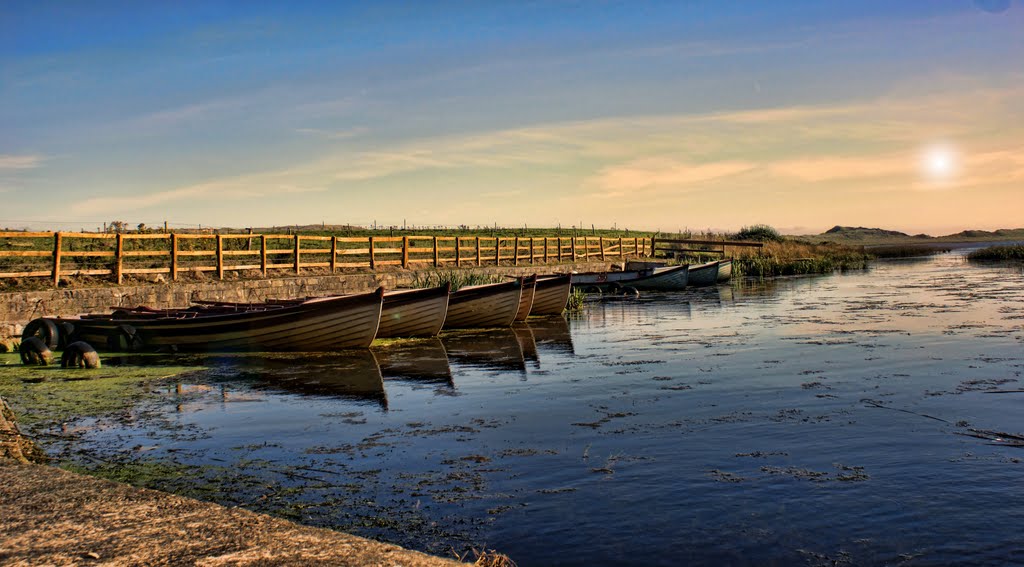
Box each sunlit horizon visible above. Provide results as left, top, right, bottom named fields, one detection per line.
left=2, top=2, right=1022, bottom=236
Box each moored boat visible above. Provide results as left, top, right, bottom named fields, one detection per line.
left=716, top=259, right=733, bottom=283
left=572, top=264, right=690, bottom=292
left=377, top=284, right=451, bottom=338
left=530, top=274, right=572, bottom=315
left=43, top=288, right=385, bottom=352
left=514, top=275, right=538, bottom=322
left=687, top=260, right=720, bottom=287
left=442, top=279, right=523, bottom=329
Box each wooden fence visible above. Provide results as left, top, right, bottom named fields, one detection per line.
left=0, top=232, right=658, bottom=285
left=651, top=237, right=763, bottom=258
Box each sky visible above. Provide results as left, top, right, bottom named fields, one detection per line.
left=1, top=1, right=1022, bottom=235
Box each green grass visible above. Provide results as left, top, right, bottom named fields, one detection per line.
left=566, top=288, right=586, bottom=312
left=967, top=244, right=1024, bottom=261
left=731, top=241, right=870, bottom=278
left=409, top=269, right=505, bottom=291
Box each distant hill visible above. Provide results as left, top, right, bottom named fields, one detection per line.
left=938, top=228, right=1024, bottom=241
left=800, top=226, right=1024, bottom=245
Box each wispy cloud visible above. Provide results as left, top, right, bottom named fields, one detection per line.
left=590, top=158, right=756, bottom=195
left=0, top=154, right=46, bottom=170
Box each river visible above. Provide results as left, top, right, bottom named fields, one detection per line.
left=38, top=249, right=1024, bottom=565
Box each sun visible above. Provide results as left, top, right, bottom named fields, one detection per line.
left=918, top=142, right=961, bottom=184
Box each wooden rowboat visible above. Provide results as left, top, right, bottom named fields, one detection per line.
left=716, top=259, right=733, bottom=283
left=686, top=260, right=720, bottom=287
left=190, top=285, right=451, bottom=339
left=443, top=279, right=523, bottom=329
left=530, top=274, right=572, bottom=315
left=51, top=288, right=384, bottom=352
left=514, top=275, right=538, bottom=322
left=376, top=284, right=450, bottom=338
left=572, top=264, right=690, bottom=292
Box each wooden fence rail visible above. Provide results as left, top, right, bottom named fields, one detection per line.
left=0, top=232, right=661, bottom=285
left=650, top=237, right=763, bottom=259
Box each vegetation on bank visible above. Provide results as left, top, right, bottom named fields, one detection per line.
left=410, top=270, right=504, bottom=291
left=729, top=241, right=869, bottom=278
left=967, top=244, right=1024, bottom=261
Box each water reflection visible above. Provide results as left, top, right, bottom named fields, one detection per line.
left=374, top=339, right=454, bottom=389
left=526, top=315, right=575, bottom=356
left=441, top=328, right=528, bottom=374
left=512, top=324, right=540, bottom=368
left=225, top=350, right=388, bottom=409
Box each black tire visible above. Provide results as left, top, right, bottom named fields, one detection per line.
left=20, top=336, right=53, bottom=366
left=106, top=324, right=144, bottom=352
left=22, top=318, right=59, bottom=350
left=607, top=282, right=623, bottom=293
left=61, top=341, right=101, bottom=369
left=57, top=322, right=76, bottom=349
left=621, top=286, right=640, bottom=297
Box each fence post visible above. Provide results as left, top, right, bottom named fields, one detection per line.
left=216, top=234, right=224, bottom=280
left=513, top=236, right=519, bottom=266
left=530, top=237, right=535, bottom=265
left=260, top=235, right=267, bottom=276
left=369, top=236, right=376, bottom=270
left=475, top=237, right=481, bottom=266
left=619, top=237, right=624, bottom=259
left=570, top=237, right=577, bottom=260
left=455, top=237, right=461, bottom=266
left=330, top=236, right=338, bottom=273
left=433, top=236, right=439, bottom=267
left=51, top=232, right=62, bottom=286
left=634, top=237, right=638, bottom=256
left=543, top=238, right=549, bottom=263
left=494, top=237, right=500, bottom=265
left=402, top=236, right=409, bottom=268
left=115, top=233, right=124, bottom=284
left=558, top=237, right=563, bottom=261
left=171, top=233, right=179, bottom=281
left=293, top=234, right=301, bottom=274
left=599, top=237, right=605, bottom=261
left=650, top=236, right=656, bottom=258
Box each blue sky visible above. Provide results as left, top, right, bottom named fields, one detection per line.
left=2, top=1, right=1022, bottom=233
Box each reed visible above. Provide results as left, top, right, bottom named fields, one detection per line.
left=410, top=269, right=504, bottom=291
left=565, top=288, right=586, bottom=312
left=967, top=244, right=1024, bottom=261
left=732, top=241, right=869, bottom=278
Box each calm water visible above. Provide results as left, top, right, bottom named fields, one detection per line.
left=47, top=251, right=1024, bottom=566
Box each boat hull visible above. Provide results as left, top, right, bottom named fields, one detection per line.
left=514, top=275, right=538, bottom=322
left=443, top=279, right=523, bottom=329
left=716, top=259, right=733, bottom=283
left=377, top=285, right=450, bottom=338
left=531, top=274, right=572, bottom=315
left=687, top=261, right=720, bottom=287
left=57, top=289, right=384, bottom=352
left=572, top=264, right=690, bottom=291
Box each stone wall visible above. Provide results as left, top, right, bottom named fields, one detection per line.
left=0, top=261, right=613, bottom=345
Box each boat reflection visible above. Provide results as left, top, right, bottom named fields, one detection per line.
left=374, top=338, right=455, bottom=392
left=525, top=315, right=575, bottom=356
left=229, top=350, right=388, bottom=409
left=512, top=323, right=540, bottom=368
left=441, top=328, right=527, bottom=374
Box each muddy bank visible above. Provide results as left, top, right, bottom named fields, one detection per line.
left=0, top=460, right=461, bottom=566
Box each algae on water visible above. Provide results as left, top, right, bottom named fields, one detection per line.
left=0, top=353, right=202, bottom=428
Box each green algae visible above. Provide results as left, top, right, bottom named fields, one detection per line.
left=0, top=353, right=202, bottom=428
